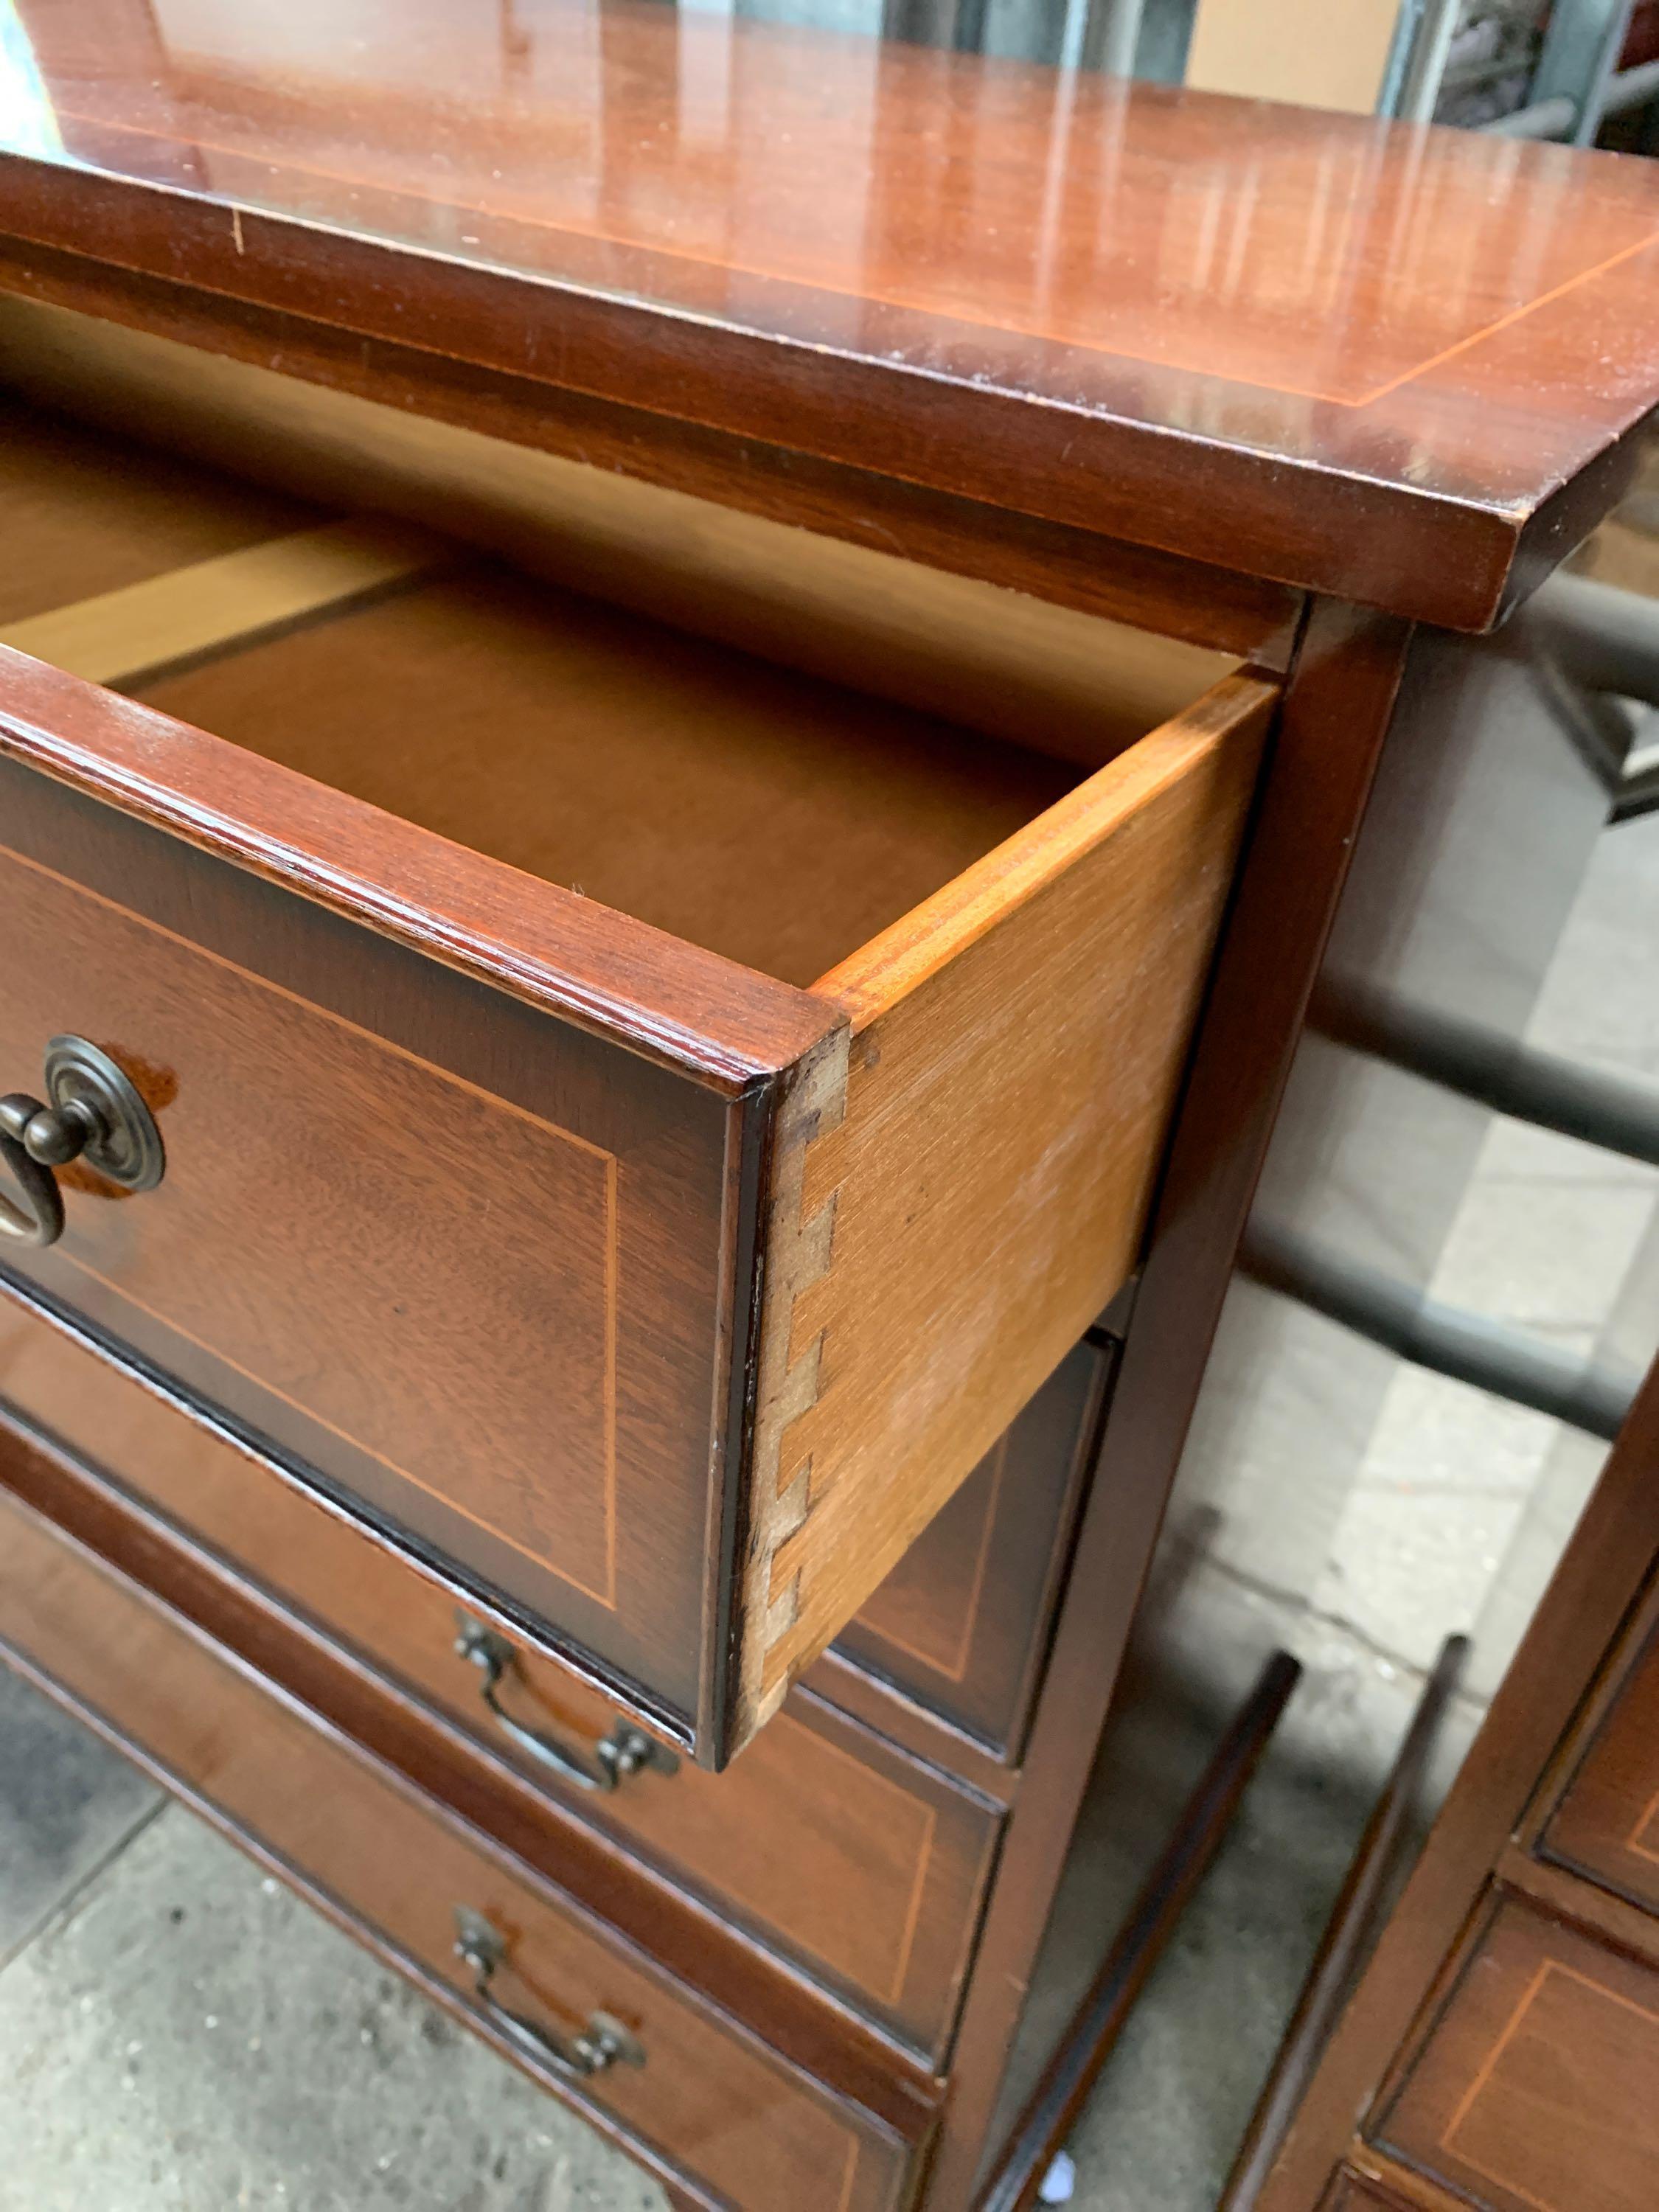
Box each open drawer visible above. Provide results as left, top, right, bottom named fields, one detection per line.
left=0, top=363, right=1273, bottom=1764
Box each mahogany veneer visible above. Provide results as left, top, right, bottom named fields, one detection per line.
left=1243, top=1366, right=1659, bottom=2212
left=1378, top=1899, right=1659, bottom=2212
left=0, top=1473, right=925, bottom=2212
left=0, top=1281, right=1010, bottom=2062
left=4, top=3, right=1659, bottom=627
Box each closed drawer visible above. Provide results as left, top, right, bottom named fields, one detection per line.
left=0, top=1475, right=925, bottom=2212
left=1540, top=1610, right=1659, bottom=1916
left=832, top=1335, right=1109, bottom=1759
left=1374, top=1895, right=1659, bottom=2212
left=0, top=392, right=1271, bottom=1764
left=0, top=1280, right=1001, bottom=2062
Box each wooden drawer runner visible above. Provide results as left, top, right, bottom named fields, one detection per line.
left=0, top=1281, right=1000, bottom=2061
left=0, top=1477, right=922, bottom=2212
left=1540, top=1610, right=1659, bottom=1917
left=0, top=392, right=1272, bottom=1762
left=1374, top=1895, right=1659, bottom=2212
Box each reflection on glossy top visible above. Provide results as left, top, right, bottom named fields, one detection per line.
left=6, top=0, right=1659, bottom=608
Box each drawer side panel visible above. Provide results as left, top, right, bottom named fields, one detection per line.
left=741, top=678, right=1273, bottom=1740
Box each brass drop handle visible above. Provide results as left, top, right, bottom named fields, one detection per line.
left=453, top=1908, right=645, bottom=2081
left=454, top=1616, right=679, bottom=1793
left=0, top=1037, right=165, bottom=1248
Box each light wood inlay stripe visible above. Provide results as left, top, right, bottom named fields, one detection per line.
left=1440, top=1959, right=1659, bottom=2212
left=1626, top=1787, right=1659, bottom=1863
left=0, top=517, right=452, bottom=689
left=0, top=838, right=621, bottom=1609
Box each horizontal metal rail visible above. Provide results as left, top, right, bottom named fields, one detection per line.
left=1318, top=984, right=1659, bottom=1169
left=1243, top=1225, right=1640, bottom=1441
left=1528, top=571, right=1659, bottom=708
left=1615, top=757, right=1659, bottom=824
left=1604, top=54, right=1659, bottom=114
left=1479, top=53, right=1659, bottom=136
left=1481, top=92, right=1579, bottom=136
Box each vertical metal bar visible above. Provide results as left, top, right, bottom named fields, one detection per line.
left=1090, top=0, right=1147, bottom=77
left=953, top=0, right=991, bottom=52
left=1394, top=0, right=1461, bottom=122
left=1376, top=0, right=1426, bottom=116
left=1530, top=0, right=1635, bottom=145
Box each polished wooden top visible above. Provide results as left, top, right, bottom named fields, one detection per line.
left=4, top=0, right=1659, bottom=627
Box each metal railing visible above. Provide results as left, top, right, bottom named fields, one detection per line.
left=1480, top=52, right=1659, bottom=138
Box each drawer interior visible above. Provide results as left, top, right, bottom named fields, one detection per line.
left=0, top=300, right=1247, bottom=995
left=139, top=563, right=1077, bottom=990
left=0, top=386, right=1225, bottom=991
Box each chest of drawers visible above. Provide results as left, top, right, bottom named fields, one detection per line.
left=0, top=9, right=1656, bottom=2209
left=1247, top=1365, right=1659, bottom=2212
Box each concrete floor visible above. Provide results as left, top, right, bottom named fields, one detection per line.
left=0, top=1683, right=667, bottom=2212
left=0, top=815, right=1653, bottom=2209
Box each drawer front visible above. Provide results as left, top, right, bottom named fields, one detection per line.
left=1540, top=1613, right=1659, bottom=1916
left=0, top=1282, right=1000, bottom=2061
left=1375, top=1895, right=1659, bottom=2212
left=0, top=743, right=809, bottom=1748
left=0, top=1477, right=919, bottom=2212
left=832, top=1335, right=1107, bottom=1757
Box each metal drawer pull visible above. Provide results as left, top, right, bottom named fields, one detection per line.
left=0, top=1037, right=165, bottom=1248
left=454, top=1616, right=679, bottom=1792
left=453, top=1908, right=644, bottom=2081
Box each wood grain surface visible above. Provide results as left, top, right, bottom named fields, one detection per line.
left=0, top=1274, right=1002, bottom=2061
left=835, top=1336, right=1108, bottom=1759
left=0, top=1397, right=944, bottom=2135
left=0, top=390, right=316, bottom=623
left=1375, top=1896, right=1659, bottom=2212
left=0, top=265, right=1298, bottom=664
left=0, top=352, right=1268, bottom=1762
left=0, top=770, right=744, bottom=1725
left=0, top=298, right=1256, bottom=754
left=4, top=1, right=1658, bottom=625
left=140, top=568, right=1077, bottom=990
left=742, top=678, right=1273, bottom=1739
left=1252, top=1360, right=1659, bottom=2212
left=927, top=602, right=1413, bottom=2206
left=1, top=515, right=451, bottom=689
left=1540, top=1608, right=1659, bottom=1918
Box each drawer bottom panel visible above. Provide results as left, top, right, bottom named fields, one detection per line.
left=0, top=1479, right=919, bottom=2212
